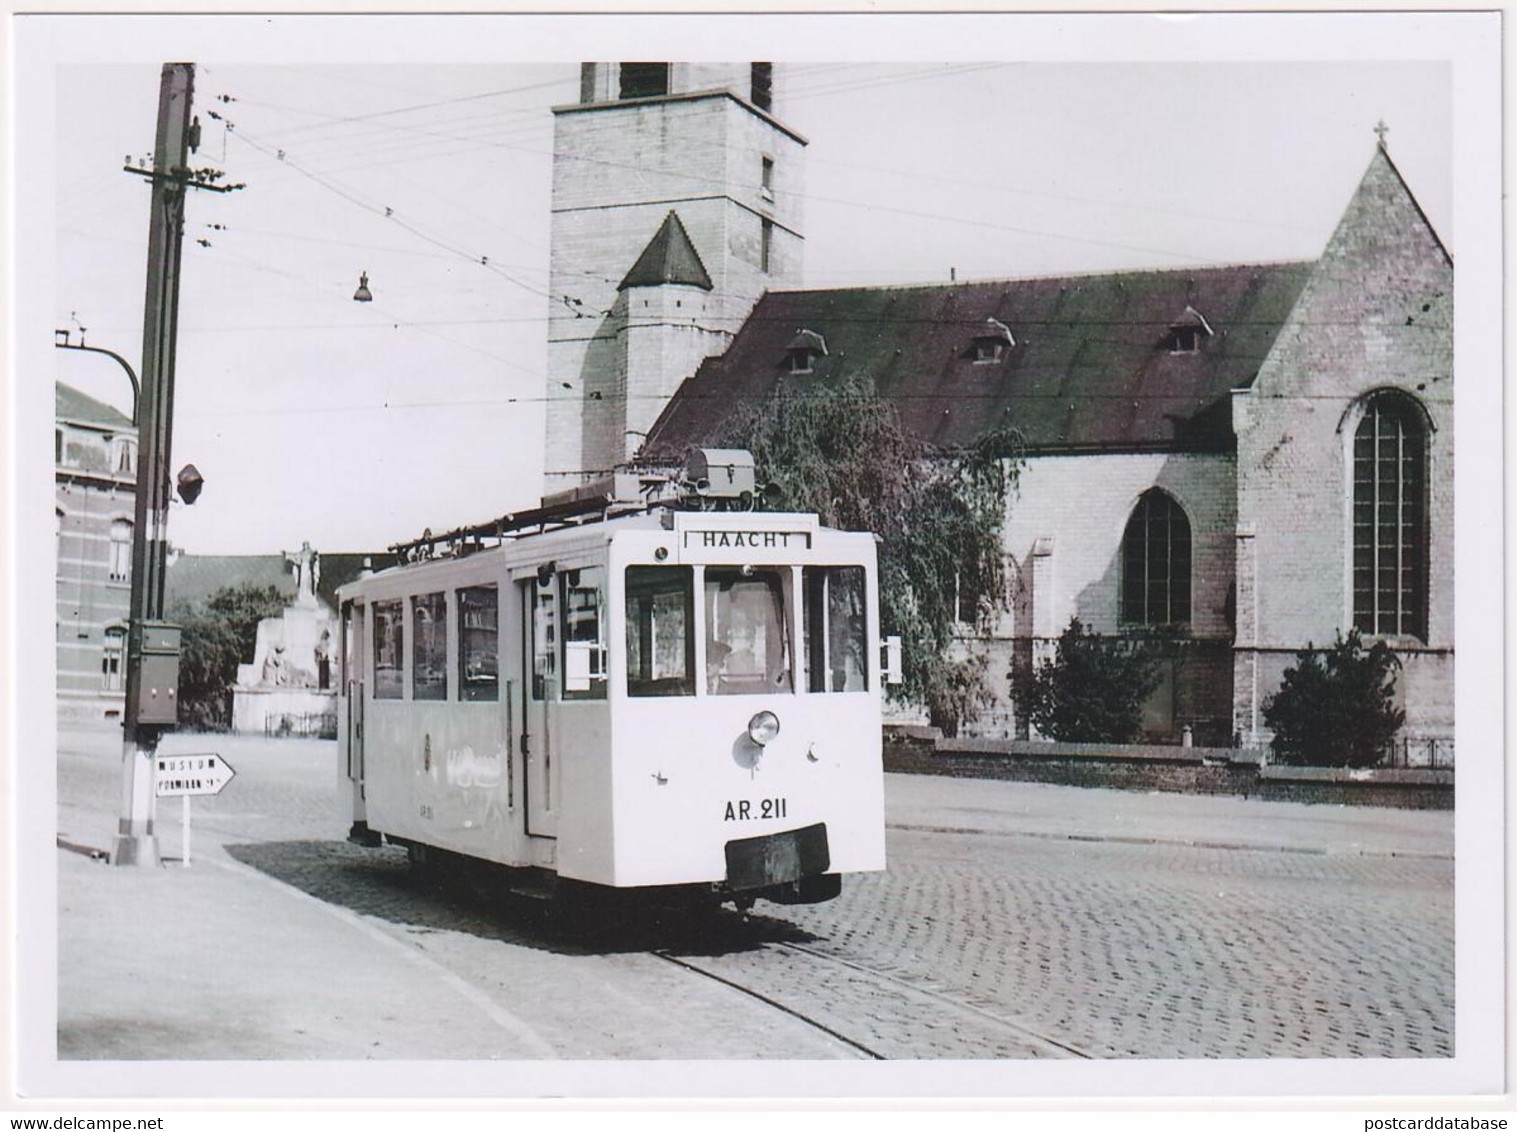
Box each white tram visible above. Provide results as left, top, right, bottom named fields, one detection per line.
left=337, top=470, right=894, bottom=907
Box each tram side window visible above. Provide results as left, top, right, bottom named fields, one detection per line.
left=625, top=566, right=694, bottom=697
left=803, top=566, right=869, bottom=693
left=458, top=585, right=498, bottom=702
left=706, top=567, right=793, bottom=695
left=412, top=592, right=447, bottom=701
left=373, top=599, right=404, bottom=699
left=562, top=566, right=607, bottom=701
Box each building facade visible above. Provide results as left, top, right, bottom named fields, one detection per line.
left=545, top=63, right=1455, bottom=761
left=55, top=382, right=137, bottom=726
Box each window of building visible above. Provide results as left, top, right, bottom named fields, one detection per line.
left=761, top=156, right=775, bottom=200
left=411, top=592, right=447, bottom=700
left=619, top=63, right=670, bottom=100
left=55, top=429, right=63, bottom=465
left=373, top=599, right=404, bottom=699
left=803, top=566, right=868, bottom=693
left=458, top=585, right=499, bottom=702
left=785, top=328, right=826, bottom=374
left=1166, top=306, right=1212, bottom=354
left=952, top=568, right=979, bottom=625
left=562, top=566, right=607, bottom=701
left=102, top=627, right=125, bottom=691
left=108, top=519, right=132, bottom=582
left=56, top=510, right=64, bottom=567
left=972, top=318, right=1015, bottom=364
left=705, top=567, right=793, bottom=695
left=761, top=218, right=774, bottom=274
left=1121, top=490, right=1192, bottom=627
left=625, top=566, right=694, bottom=697
left=751, top=63, right=773, bottom=111
left=116, top=439, right=135, bottom=475
left=1353, top=392, right=1428, bottom=639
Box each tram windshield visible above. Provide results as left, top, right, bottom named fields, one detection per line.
left=625, top=567, right=695, bottom=697
left=705, top=568, right=793, bottom=695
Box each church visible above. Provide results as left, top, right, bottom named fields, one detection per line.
left=541, top=62, right=1454, bottom=760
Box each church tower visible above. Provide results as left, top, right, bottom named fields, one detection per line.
left=544, top=63, right=807, bottom=488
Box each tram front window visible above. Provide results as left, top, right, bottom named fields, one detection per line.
left=625, top=566, right=694, bottom=697
left=705, top=568, right=792, bottom=695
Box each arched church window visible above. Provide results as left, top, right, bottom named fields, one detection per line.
left=1353, top=391, right=1428, bottom=639
left=1122, top=490, right=1191, bottom=627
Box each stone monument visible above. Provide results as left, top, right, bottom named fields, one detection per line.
left=231, top=542, right=339, bottom=736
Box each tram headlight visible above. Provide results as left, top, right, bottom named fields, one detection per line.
left=747, top=710, right=781, bottom=746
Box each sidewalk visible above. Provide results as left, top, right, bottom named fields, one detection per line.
left=55, top=730, right=557, bottom=1061
left=882, top=771, right=1454, bottom=858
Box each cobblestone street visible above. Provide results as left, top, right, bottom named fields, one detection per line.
left=55, top=731, right=1454, bottom=1061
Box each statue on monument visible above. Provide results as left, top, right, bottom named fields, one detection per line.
left=286, top=541, right=320, bottom=608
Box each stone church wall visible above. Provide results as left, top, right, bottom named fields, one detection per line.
left=959, top=450, right=1238, bottom=743
left=1232, top=150, right=1453, bottom=748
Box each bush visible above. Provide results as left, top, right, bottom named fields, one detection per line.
left=1025, top=618, right=1163, bottom=743
left=175, top=583, right=287, bottom=730
left=1262, top=630, right=1404, bottom=767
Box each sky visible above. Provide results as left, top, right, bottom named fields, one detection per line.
left=36, top=19, right=1456, bottom=556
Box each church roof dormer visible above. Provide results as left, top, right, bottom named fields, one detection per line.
left=617, top=211, right=715, bottom=292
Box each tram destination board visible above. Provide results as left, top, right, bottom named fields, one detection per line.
left=155, top=753, right=236, bottom=798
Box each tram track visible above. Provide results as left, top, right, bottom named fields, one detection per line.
left=654, top=934, right=1095, bottom=1060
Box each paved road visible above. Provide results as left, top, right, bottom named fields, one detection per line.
left=55, top=730, right=1454, bottom=1060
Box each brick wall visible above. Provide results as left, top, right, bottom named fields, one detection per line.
left=1233, top=147, right=1453, bottom=747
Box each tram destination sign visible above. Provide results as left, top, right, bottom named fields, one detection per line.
left=682, top=529, right=811, bottom=553
left=155, top=753, right=236, bottom=798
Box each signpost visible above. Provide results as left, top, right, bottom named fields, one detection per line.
left=154, top=753, right=236, bottom=867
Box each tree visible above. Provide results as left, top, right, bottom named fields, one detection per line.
left=175, top=583, right=287, bottom=730
left=684, top=377, right=1022, bottom=734
left=1025, top=618, right=1163, bottom=743
left=1262, top=630, right=1404, bottom=767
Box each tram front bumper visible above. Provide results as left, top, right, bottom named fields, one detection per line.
left=723, top=822, right=830, bottom=892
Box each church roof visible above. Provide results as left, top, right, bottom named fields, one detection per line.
left=644, top=261, right=1315, bottom=456
left=56, top=382, right=133, bottom=431
left=618, top=211, right=714, bottom=291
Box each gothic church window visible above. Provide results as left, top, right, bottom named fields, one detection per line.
left=619, top=63, right=669, bottom=100
left=1353, top=391, right=1428, bottom=640
left=1122, top=490, right=1191, bottom=627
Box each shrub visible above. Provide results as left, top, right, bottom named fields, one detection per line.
left=1025, top=618, right=1163, bottom=743
left=1262, top=630, right=1404, bottom=767
left=175, top=583, right=287, bottom=730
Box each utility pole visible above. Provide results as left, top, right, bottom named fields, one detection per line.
left=112, top=62, right=241, bottom=867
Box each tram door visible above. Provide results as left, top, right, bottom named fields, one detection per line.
left=520, top=578, right=558, bottom=838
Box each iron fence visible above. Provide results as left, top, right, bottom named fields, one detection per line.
left=265, top=711, right=338, bottom=740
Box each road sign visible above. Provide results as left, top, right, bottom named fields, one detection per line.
left=155, top=753, right=235, bottom=798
